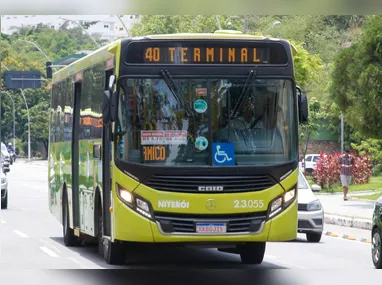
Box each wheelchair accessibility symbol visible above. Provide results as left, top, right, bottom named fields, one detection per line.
left=212, top=143, right=235, bottom=166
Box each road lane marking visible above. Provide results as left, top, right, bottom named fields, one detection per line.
left=67, top=257, right=104, bottom=269
left=39, top=238, right=61, bottom=254
left=13, top=230, right=28, bottom=238
left=67, top=257, right=86, bottom=269
left=40, top=246, right=59, bottom=257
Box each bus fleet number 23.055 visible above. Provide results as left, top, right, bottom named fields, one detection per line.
left=234, top=200, right=265, bottom=209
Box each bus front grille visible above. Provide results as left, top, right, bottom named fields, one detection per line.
left=154, top=212, right=267, bottom=234
left=145, top=175, right=276, bottom=193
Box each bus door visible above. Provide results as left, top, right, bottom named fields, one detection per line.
left=101, top=68, right=114, bottom=238
left=71, top=80, right=82, bottom=232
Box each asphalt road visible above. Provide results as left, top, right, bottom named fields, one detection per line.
left=0, top=160, right=378, bottom=277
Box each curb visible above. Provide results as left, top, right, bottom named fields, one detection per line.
left=324, top=214, right=372, bottom=231
left=324, top=231, right=371, bottom=244
left=316, top=190, right=377, bottom=196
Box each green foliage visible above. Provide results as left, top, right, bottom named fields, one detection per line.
left=372, top=165, right=382, bottom=176
left=130, top=15, right=244, bottom=36
left=330, top=16, right=382, bottom=139
left=1, top=25, right=103, bottom=157
left=351, top=135, right=382, bottom=164
left=299, top=97, right=322, bottom=157
left=291, top=40, right=324, bottom=89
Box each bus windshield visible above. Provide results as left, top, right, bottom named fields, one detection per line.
left=116, top=78, right=297, bottom=166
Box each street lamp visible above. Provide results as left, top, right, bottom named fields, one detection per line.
left=58, top=17, right=100, bottom=48
left=3, top=92, right=15, bottom=151
left=116, top=15, right=131, bottom=38
left=1, top=62, right=31, bottom=162
left=215, top=15, right=222, bottom=30
left=263, top=20, right=281, bottom=36
left=229, top=15, right=249, bottom=34
left=18, top=39, right=57, bottom=72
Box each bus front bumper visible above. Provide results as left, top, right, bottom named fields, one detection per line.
left=113, top=199, right=298, bottom=244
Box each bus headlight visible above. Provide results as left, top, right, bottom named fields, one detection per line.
left=119, top=189, right=133, bottom=203
left=117, top=184, right=153, bottom=219
left=307, top=200, right=321, bottom=211
left=268, top=187, right=297, bottom=219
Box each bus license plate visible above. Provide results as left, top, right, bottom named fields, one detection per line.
left=196, top=223, right=227, bottom=234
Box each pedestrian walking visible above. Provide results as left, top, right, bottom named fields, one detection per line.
left=338, top=149, right=355, bottom=201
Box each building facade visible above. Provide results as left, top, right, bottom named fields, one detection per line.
left=1, top=15, right=140, bottom=42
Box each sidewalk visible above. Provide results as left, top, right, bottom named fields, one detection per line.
left=317, top=192, right=376, bottom=230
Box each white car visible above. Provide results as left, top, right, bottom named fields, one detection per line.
left=1, top=143, right=11, bottom=172
left=297, top=171, right=324, bottom=242
left=299, top=154, right=321, bottom=175
left=1, top=171, right=8, bottom=209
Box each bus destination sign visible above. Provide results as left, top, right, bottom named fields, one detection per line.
left=125, top=41, right=289, bottom=65
left=144, top=46, right=269, bottom=64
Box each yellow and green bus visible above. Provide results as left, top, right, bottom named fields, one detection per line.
left=48, top=30, right=308, bottom=265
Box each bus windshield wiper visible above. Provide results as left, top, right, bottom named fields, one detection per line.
left=160, top=69, right=193, bottom=117
left=230, top=68, right=257, bottom=118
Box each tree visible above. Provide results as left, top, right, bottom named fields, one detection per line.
left=299, top=97, right=322, bottom=173
left=330, top=16, right=382, bottom=138
left=1, top=25, right=103, bottom=157
left=291, top=40, right=324, bottom=89
left=28, top=101, right=50, bottom=157
left=130, top=15, right=244, bottom=36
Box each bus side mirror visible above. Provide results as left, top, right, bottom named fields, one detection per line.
left=297, top=86, right=308, bottom=124
left=108, top=75, right=118, bottom=123
left=102, top=75, right=116, bottom=123
left=110, top=91, right=118, bottom=123
left=102, top=90, right=111, bottom=123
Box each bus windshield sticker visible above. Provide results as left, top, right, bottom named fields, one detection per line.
left=164, top=131, right=187, bottom=145
left=195, top=88, right=207, bottom=97
left=141, top=131, right=164, bottom=145
left=194, top=99, right=208, bottom=113
left=212, top=142, right=235, bottom=166
left=141, top=130, right=187, bottom=145
left=143, top=146, right=167, bottom=161
left=195, top=136, right=209, bottom=151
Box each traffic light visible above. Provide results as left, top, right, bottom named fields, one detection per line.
left=46, top=62, right=52, bottom=79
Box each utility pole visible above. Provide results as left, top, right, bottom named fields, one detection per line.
left=215, top=15, right=222, bottom=30
left=4, top=92, right=15, bottom=150
left=341, top=113, right=344, bottom=153
left=243, top=15, right=249, bottom=34
left=20, top=89, right=31, bottom=161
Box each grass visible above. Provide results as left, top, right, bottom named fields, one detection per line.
left=305, top=176, right=382, bottom=193
left=355, top=191, right=382, bottom=201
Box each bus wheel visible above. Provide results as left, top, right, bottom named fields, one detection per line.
left=103, top=239, right=126, bottom=265
left=98, top=204, right=125, bottom=265
left=238, top=242, right=266, bottom=265
left=63, top=195, right=80, bottom=247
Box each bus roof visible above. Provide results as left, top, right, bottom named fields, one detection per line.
left=52, top=30, right=296, bottom=83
